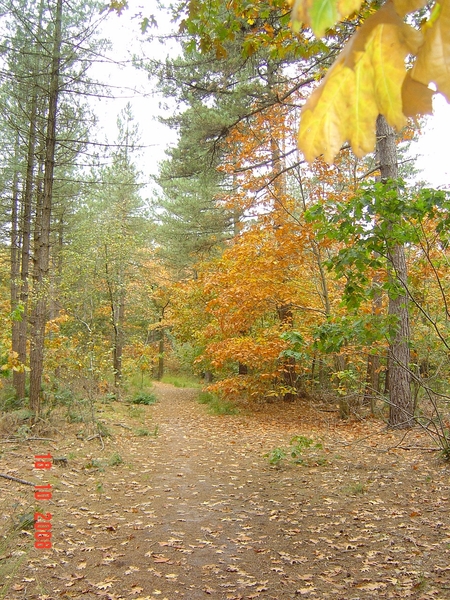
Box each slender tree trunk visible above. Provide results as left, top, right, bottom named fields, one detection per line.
left=298, top=167, right=331, bottom=389
left=15, top=104, right=36, bottom=399
left=277, top=304, right=296, bottom=400
left=14, top=0, right=46, bottom=401
left=364, top=275, right=382, bottom=413
left=49, top=212, right=64, bottom=321
left=156, top=305, right=168, bottom=381
left=10, top=136, right=22, bottom=392
left=105, top=251, right=124, bottom=389
left=29, top=0, right=62, bottom=416
left=376, top=115, right=412, bottom=428
left=157, top=325, right=165, bottom=381
left=113, top=288, right=125, bottom=388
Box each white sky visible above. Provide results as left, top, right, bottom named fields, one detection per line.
left=89, top=4, right=178, bottom=190
left=411, top=94, right=450, bottom=189
left=90, top=5, right=450, bottom=193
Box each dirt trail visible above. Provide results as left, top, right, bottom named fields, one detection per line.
left=1, top=382, right=450, bottom=599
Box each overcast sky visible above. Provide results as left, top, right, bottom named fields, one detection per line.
left=411, top=94, right=450, bottom=189
left=88, top=3, right=178, bottom=192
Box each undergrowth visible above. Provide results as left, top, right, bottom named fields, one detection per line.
left=130, top=391, right=157, bottom=405
left=197, top=391, right=239, bottom=415
left=161, top=373, right=202, bottom=388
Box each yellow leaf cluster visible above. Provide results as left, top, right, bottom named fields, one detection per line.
left=294, top=0, right=449, bottom=163
left=290, top=0, right=364, bottom=37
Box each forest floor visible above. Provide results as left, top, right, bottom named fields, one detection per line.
left=0, top=382, right=450, bottom=600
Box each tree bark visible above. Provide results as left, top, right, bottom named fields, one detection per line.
left=364, top=274, right=382, bottom=413
left=29, top=0, right=62, bottom=416
left=277, top=304, right=297, bottom=400
left=105, top=249, right=125, bottom=389
left=156, top=305, right=168, bottom=381
left=156, top=326, right=165, bottom=381
left=113, top=288, right=125, bottom=388
left=13, top=0, right=45, bottom=400
left=376, top=115, right=413, bottom=428
left=10, top=135, right=22, bottom=393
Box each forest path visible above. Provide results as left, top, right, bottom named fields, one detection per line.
left=2, top=382, right=450, bottom=599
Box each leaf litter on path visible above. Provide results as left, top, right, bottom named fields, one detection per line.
left=1, top=381, right=449, bottom=599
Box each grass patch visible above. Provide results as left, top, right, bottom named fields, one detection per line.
left=161, top=373, right=202, bottom=388
left=134, top=425, right=159, bottom=437
left=108, top=452, right=123, bottom=466
left=0, top=527, right=30, bottom=600
left=197, top=391, right=238, bottom=415
left=343, top=481, right=366, bottom=495
left=127, top=373, right=154, bottom=391
left=128, top=405, right=145, bottom=420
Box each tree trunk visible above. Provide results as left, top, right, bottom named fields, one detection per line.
left=387, top=244, right=412, bottom=427
left=105, top=252, right=125, bottom=389
left=277, top=304, right=296, bottom=400
left=10, top=136, right=22, bottom=394
left=364, top=276, right=382, bottom=413
left=28, top=0, right=62, bottom=416
left=155, top=303, right=169, bottom=381
left=376, top=115, right=412, bottom=428
left=156, top=327, right=165, bottom=381
left=113, top=289, right=125, bottom=388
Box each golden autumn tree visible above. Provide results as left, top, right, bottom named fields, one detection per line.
left=169, top=210, right=323, bottom=401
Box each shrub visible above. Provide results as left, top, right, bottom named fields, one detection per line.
left=197, top=391, right=238, bottom=415
left=131, top=391, right=157, bottom=405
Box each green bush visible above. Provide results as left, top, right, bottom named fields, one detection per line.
left=0, top=387, right=25, bottom=411
left=266, top=447, right=286, bottom=465
left=53, top=387, right=76, bottom=406
left=131, top=391, right=157, bottom=405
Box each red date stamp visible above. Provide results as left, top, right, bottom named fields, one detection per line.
left=34, top=454, right=52, bottom=549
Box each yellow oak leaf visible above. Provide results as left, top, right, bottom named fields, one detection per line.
left=290, top=0, right=363, bottom=36
left=299, top=61, right=355, bottom=163
left=364, top=23, right=409, bottom=130
left=337, top=0, right=364, bottom=22
left=349, top=51, right=379, bottom=156
left=401, top=72, right=434, bottom=118
left=298, top=1, right=424, bottom=162
left=393, top=0, right=429, bottom=17
left=410, top=0, right=450, bottom=101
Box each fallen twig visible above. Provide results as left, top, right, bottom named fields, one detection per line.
left=0, top=473, right=35, bottom=486
left=393, top=445, right=440, bottom=452
left=87, top=433, right=105, bottom=450
left=0, top=436, right=56, bottom=443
